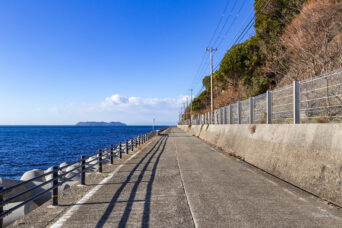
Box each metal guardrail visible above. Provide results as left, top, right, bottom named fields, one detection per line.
left=180, top=68, right=342, bottom=125
left=0, top=130, right=160, bottom=228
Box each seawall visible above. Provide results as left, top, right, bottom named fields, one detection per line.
left=178, top=124, right=342, bottom=207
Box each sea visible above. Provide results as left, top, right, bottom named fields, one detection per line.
left=0, top=125, right=168, bottom=179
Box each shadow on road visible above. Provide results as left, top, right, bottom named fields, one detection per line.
left=94, top=133, right=169, bottom=228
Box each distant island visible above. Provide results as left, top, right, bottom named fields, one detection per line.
left=75, top=121, right=126, bottom=126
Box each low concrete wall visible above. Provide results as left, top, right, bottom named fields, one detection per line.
left=178, top=124, right=342, bottom=206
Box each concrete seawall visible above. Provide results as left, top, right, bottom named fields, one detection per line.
left=178, top=124, right=342, bottom=206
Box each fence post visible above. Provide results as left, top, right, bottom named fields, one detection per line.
left=125, top=140, right=128, bottom=154
left=223, top=106, right=228, bottom=124
left=293, top=81, right=300, bottom=124
left=138, top=136, right=140, bottom=146
left=215, top=110, right=217, bottom=124
left=249, top=97, right=254, bottom=124
left=81, top=155, right=86, bottom=185
left=119, top=143, right=122, bottom=159
left=98, top=150, right=103, bottom=173
left=267, top=91, right=272, bottom=124
left=131, top=139, right=134, bottom=151
left=237, top=101, right=241, bottom=124
left=52, top=166, right=58, bottom=206
left=0, top=185, right=3, bottom=228
left=229, top=105, right=233, bottom=124
left=110, top=145, right=114, bottom=164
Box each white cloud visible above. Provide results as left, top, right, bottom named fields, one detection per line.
left=45, top=94, right=189, bottom=125
left=105, top=94, right=129, bottom=105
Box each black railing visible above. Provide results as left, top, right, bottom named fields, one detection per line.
left=0, top=130, right=159, bottom=228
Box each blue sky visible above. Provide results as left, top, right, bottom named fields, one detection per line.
left=0, top=0, right=255, bottom=125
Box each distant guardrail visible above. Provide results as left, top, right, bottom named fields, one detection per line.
left=180, top=68, right=342, bottom=125
left=0, top=129, right=162, bottom=227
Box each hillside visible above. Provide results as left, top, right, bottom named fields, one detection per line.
left=190, top=0, right=342, bottom=115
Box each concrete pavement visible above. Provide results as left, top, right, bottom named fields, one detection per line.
left=11, top=127, right=342, bottom=227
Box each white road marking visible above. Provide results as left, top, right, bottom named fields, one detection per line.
left=49, top=141, right=152, bottom=228
left=173, top=129, right=198, bottom=228
left=264, top=178, right=278, bottom=186
left=283, top=188, right=296, bottom=197
left=298, top=197, right=307, bottom=202
left=246, top=168, right=256, bottom=174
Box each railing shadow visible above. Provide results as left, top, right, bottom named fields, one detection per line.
left=95, top=134, right=168, bottom=228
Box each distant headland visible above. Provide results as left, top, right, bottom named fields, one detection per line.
left=75, top=121, right=126, bottom=126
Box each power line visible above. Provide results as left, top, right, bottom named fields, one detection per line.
left=188, top=0, right=271, bottom=112
left=215, top=0, right=248, bottom=50
left=207, top=0, right=231, bottom=47
left=192, top=0, right=247, bottom=90
left=211, top=0, right=239, bottom=48
left=213, top=0, right=271, bottom=71
left=190, top=0, right=233, bottom=92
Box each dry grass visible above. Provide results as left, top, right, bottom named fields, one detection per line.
left=316, top=116, right=329, bottom=123
left=271, top=0, right=342, bottom=86
left=249, top=125, right=257, bottom=134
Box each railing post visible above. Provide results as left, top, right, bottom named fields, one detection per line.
left=81, top=155, right=86, bottom=185
left=267, top=91, right=272, bottom=124
left=249, top=97, right=254, bottom=124
left=229, top=105, right=233, bottom=124
left=0, top=185, right=3, bottom=228
left=138, top=136, right=140, bottom=146
left=215, top=110, right=217, bottom=124
left=293, top=81, right=300, bottom=124
left=219, top=108, right=223, bottom=124
left=110, top=145, right=114, bottom=164
left=98, top=149, right=103, bottom=173
left=223, top=106, right=227, bottom=124
left=125, top=140, right=128, bottom=154
left=52, top=166, right=58, bottom=206
left=131, top=139, right=134, bottom=151
left=119, top=143, right=122, bottom=159
left=237, top=101, right=241, bottom=124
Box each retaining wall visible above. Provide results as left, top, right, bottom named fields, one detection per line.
left=178, top=124, right=342, bottom=206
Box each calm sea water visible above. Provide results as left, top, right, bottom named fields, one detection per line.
left=0, top=126, right=167, bottom=179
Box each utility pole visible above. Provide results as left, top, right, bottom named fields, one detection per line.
left=183, top=103, right=186, bottom=121
left=189, top=89, right=193, bottom=125
left=186, top=97, right=188, bottom=121
left=206, top=47, right=217, bottom=124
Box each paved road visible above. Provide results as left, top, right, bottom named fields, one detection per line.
left=47, top=127, right=342, bottom=227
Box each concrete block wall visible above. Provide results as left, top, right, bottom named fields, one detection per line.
left=178, top=124, right=342, bottom=207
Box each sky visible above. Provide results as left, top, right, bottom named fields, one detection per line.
left=0, top=0, right=255, bottom=125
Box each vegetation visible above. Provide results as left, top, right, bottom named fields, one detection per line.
left=190, top=0, right=342, bottom=115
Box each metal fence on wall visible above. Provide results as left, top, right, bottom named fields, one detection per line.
left=180, top=68, right=342, bottom=125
